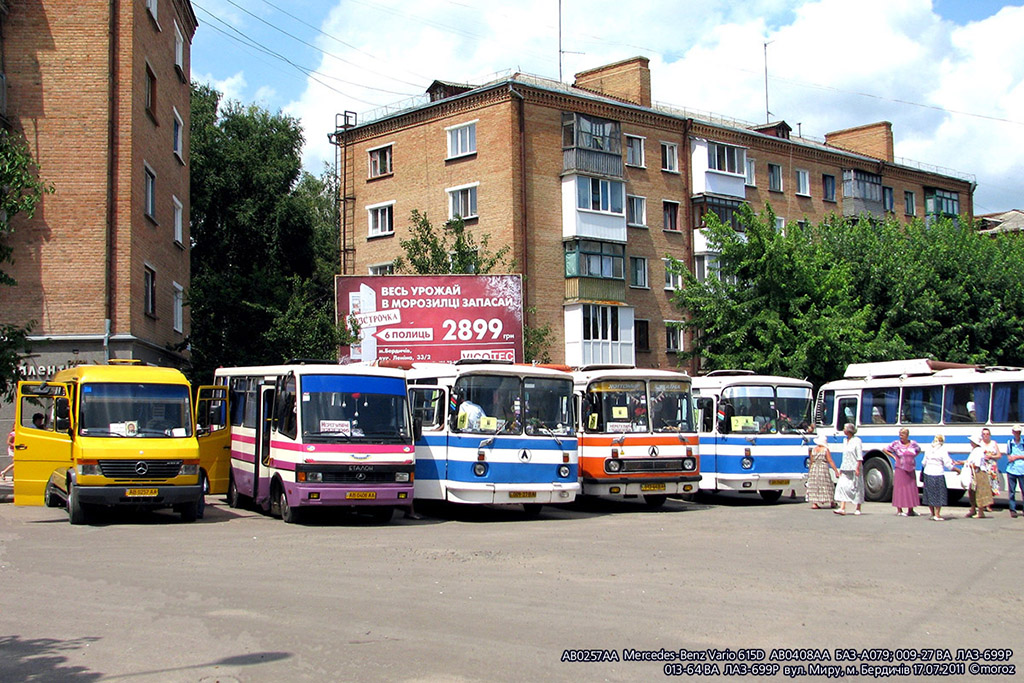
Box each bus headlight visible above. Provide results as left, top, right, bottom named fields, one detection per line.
left=472, top=462, right=488, bottom=477
left=77, top=463, right=101, bottom=476
left=804, top=456, right=811, bottom=469
left=180, top=463, right=199, bottom=476
left=557, top=465, right=571, bottom=478
left=297, top=471, right=322, bottom=482
left=741, top=456, right=754, bottom=470
left=606, top=459, right=622, bottom=473
left=682, top=457, right=696, bottom=471
left=395, top=472, right=410, bottom=483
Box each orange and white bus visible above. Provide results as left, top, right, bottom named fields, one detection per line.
left=572, top=366, right=700, bottom=507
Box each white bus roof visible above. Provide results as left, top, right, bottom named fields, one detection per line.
left=214, top=363, right=406, bottom=380
left=842, top=358, right=978, bottom=379
left=405, top=362, right=572, bottom=382
left=572, top=367, right=690, bottom=387
left=691, top=373, right=812, bottom=390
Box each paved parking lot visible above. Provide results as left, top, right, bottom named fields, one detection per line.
left=0, top=490, right=1021, bottom=682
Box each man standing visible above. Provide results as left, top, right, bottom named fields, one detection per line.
left=1006, top=424, right=1024, bottom=518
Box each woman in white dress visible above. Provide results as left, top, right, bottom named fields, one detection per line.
left=834, top=422, right=864, bottom=515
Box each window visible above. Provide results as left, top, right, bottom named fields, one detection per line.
left=446, top=120, right=477, bottom=158
left=661, top=142, right=678, bottom=172
left=563, top=113, right=621, bottom=154
left=367, top=201, right=395, bottom=237
left=448, top=183, right=479, bottom=219
left=823, top=174, right=836, bottom=202
left=145, top=64, right=157, bottom=118
left=925, top=188, right=959, bottom=218
left=172, top=107, right=184, bottom=160
left=144, top=266, right=156, bottom=317
left=629, top=257, right=648, bottom=288
left=368, top=262, right=394, bottom=276
left=172, top=282, right=184, bottom=333
left=768, top=163, right=782, bottom=192
left=635, top=319, right=650, bottom=352
left=694, top=254, right=719, bottom=282
left=144, top=164, right=156, bottom=220
left=692, top=195, right=742, bottom=230
left=708, top=142, right=746, bottom=175
left=745, top=157, right=756, bottom=186
left=368, top=145, right=393, bottom=178
left=663, top=258, right=683, bottom=290
left=172, top=195, right=183, bottom=245
left=795, top=169, right=810, bottom=196
left=666, top=322, right=682, bottom=352
left=775, top=216, right=785, bottom=232
left=883, top=186, right=894, bottom=212
left=625, top=135, right=645, bottom=167
left=900, top=386, right=942, bottom=424
left=583, top=304, right=620, bottom=342
left=565, top=240, right=624, bottom=279
left=626, top=195, right=646, bottom=227
left=843, top=169, right=882, bottom=201
left=576, top=176, right=624, bottom=214
left=905, top=190, right=916, bottom=216
left=174, top=21, right=185, bottom=76
left=663, top=201, right=679, bottom=231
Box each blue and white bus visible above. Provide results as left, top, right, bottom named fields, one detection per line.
left=406, top=361, right=578, bottom=515
left=691, top=371, right=815, bottom=502
left=816, top=358, right=1020, bottom=502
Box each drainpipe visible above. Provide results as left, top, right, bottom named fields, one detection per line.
left=105, top=0, right=119, bottom=362
left=509, top=84, right=529, bottom=338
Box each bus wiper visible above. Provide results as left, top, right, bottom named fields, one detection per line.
left=304, top=431, right=352, bottom=441
left=534, top=425, right=562, bottom=447
left=83, top=428, right=125, bottom=437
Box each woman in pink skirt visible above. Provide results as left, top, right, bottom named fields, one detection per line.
left=884, top=427, right=921, bottom=516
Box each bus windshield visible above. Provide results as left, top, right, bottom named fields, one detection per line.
left=584, top=380, right=647, bottom=433
left=454, top=374, right=574, bottom=436
left=649, top=381, right=694, bottom=433
left=300, top=374, right=410, bottom=443
left=523, top=377, right=574, bottom=436
left=78, top=383, right=192, bottom=438
left=721, top=384, right=812, bottom=434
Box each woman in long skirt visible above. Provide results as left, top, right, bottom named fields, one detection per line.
left=965, top=439, right=994, bottom=518
left=806, top=434, right=838, bottom=508
left=920, top=435, right=955, bottom=521
left=834, top=423, right=864, bottom=516
left=885, top=427, right=921, bottom=516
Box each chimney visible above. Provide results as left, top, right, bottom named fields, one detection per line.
left=573, top=56, right=651, bottom=108
left=825, top=122, right=895, bottom=162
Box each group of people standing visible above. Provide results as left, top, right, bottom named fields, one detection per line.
left=804, top=423, right=1024, bottom=520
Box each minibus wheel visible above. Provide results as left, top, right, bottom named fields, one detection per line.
left=227, top=474, right=242, bottom=509
left=367, top=506, right=394, bottom=524
left=521, top=503, right=544, bottom=518
left=759, top=490, right=783, bottom=504
left=278, top=487, right=301, bottom=524
left=44, top=483, right=64, bottom=508
left=643, top=494, right=668, bottom=508
left=68, top=485, right=88, bottom=525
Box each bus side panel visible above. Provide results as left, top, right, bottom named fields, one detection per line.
left=229, top=431, right=258, bottom=498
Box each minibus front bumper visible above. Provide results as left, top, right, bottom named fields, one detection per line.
left=75, top=484, right=204, bottom=506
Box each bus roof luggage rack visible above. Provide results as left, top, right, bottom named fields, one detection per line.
left=576, top=364, right=636, bottom=371
left=843, top=358, right=979, bottom=379
left=703, top=369, right=755, bottom=376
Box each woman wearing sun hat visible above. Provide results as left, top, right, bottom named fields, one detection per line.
left=806, top=434, right=838, bottom=509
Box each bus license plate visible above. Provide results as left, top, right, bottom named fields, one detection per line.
left=768, top=479, right=790, bottom=486
left=641, top=483, right=667, bottom=492
left=508, top=491, right=537, bottom=499
left=126, top=488, right=158, bottom=497
left=346, top=491, right=376, bottom=500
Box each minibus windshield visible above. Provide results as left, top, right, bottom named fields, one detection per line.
left=78, top=383, right=193, bottom=437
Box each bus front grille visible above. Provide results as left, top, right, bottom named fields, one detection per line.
left=98, top=460, right=182, bottom=478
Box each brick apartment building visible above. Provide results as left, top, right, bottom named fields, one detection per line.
left=0, top=0, right=197, bottom=406
left=332, top=56, right=975, bottom=372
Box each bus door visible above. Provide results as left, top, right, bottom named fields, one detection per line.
left=196, top=385, right=231, bottom=495
left=409, top=386, right=447, bottom=500
left=694, top=395, right=717, bottom=481
left=254, top=382, right=276, bottom=509
left=836, top=396, right=859, bottom=435
left=13, top=382, right=73, bottom=505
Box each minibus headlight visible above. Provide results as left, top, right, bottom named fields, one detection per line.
left=472, top=462, right=488, bottom=477
left=78, top=464, right=101, bottom=476
left=305, top=472, right=323, bottom=483
left=180, top=464, right=199, bottom=476
left=682, top=457, right=696, bottom=471
left=395, top=472, right=410, bottom=483
left=557, top=465, right=570, bottom=478
left=606, top=459, right=622, bottom=473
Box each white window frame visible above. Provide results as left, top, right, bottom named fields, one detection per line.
left=775, top=216, right=786, bottom=232
left=625, top=135, right=645, bottom=168
left=173, top=21, right=184, bottom=75
left=768, top=163, right=783, bottom=192
left=368, top=262, right=394, bottom=276
left=172, top=106, right=184, bottom=162
left=745, top=157, right=756, bottom=186
left=172, top=195, right=183, bottom=245
left=367, top=201, right=395, bottom=237
left=368, top=143, right=393, bottom=178
left=660, top=142, right=679, bottom=173
left=146, top=0, right=159, bottom=26
left=172, top=281, right=184, bottom=333
left=144, top=264, right=157, bottom=317
left=143, top=162, right=156, bottom=220
left=666, top=321, right=683, bottom=353
left=629, top=256, right=648, bottom=289
left=447, top=182, right=479, bottom=220
left=663, top=200, right=680, bottom=232
left=446, top=120, right=478, bottom=159
left=576, top=176, right=624, bottom=215
left=663, top=258, right=683, bottom=290
left=626, top=195, right=647, bottom=227
left=795, top=169, right=810, bottom=196
left=708, top=141, right=746, bottom=176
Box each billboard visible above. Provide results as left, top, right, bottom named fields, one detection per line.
left=336, top=274, right=523, bottom=364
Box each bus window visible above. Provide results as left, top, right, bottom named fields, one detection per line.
left=900, top=386, right=942, bottom=424
left=991, top=382, right=1024, bottom=423
left=411, top=388, right=445, bottom=430
left=523, top=378, right=574, bottom=436
left=78, top=383, right=192, bottom=437
left=584, top=380, right=647, bottom=433
left=944, top=383, right=990, bottom=423
left=776, top=386, right=813, bottom=433
left=275, top=374, right=298, bottom=438
left=649, top=381, right=694, bottom=433
left=229, top=377, right=247, bottom=426
left=860, top=387, right=899, bottom=425
left=695, top=397, right=714, bottom=433
left=452, top=375, right=521, bottom=435
left=721, top=385, right=775, bottom=433
left=838, top=397, right=857, bottom=430
left=817, top=390, right=835, bottom=428
left=19, top=397, right=54, bottom=432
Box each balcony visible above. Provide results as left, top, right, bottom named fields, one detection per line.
left=564, top=277, right=626, bottom=304
left=563, top=147, right=623, bottom=178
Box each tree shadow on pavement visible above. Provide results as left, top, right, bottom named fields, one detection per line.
left=0, top=635, right=104, bottom=681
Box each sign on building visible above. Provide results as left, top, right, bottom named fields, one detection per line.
left=335, top=275, right=523, bottom=364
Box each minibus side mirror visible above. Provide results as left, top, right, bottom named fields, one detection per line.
left=413, top=417, right=423, bottom=441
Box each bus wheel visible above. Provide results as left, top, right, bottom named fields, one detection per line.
left=367, top=506, right=394, bottom=524
left=68, top=485, right=89, bottom=525
left=759, top=490, right=783, bottom=504
left=521, top=503, right=544, bottom=518
left=227, top=474, right=243, bottom=509
left=178, top=499, right=199, bottom=523
left=196, top=473, right=207, bottom=520
left=279, top=487, right=300, bottom=524
left=643, top=494, right=668, bottom=508
left=44, top=483, right=63, bottom=508
left=863, top=458, right=893, bottom=502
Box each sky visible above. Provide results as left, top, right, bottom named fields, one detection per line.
left=190, top=0, right=1024, bottom=215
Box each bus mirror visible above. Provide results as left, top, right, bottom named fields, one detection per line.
left=54, top=397, right=71, bottom=433
left=717, top=403, right=733, bottom=435
left=413, top=417, right=423, bottom=441
left=196, top=425, right=208, bottom=437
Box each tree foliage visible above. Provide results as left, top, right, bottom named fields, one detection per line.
left=0, top=129, right=54, bottom=400
left=188, top=83, right=354, bottom=383
left=671, top=206, right=1024, bottom=388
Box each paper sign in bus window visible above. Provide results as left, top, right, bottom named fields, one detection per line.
left=731, top=416, right=755, bottom=431
left=588, top=413, right=598, bottom=430
left=480, top=416, right=498, bottom=432
left=320, top=420, right=351, bottom=434
left=607, top=422, right=630, bottom=433
left=612, top=406, right=628, bottom=419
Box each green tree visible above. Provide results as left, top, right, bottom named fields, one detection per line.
left=188, top=84, right=354, bottom=383
left=0, top=129, right=54, bottom=400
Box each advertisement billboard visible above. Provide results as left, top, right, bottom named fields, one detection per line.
left=335, top=275, right=523, bottom=364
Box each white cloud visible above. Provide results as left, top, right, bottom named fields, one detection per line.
left=194, top=71, right=248, bottom=109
